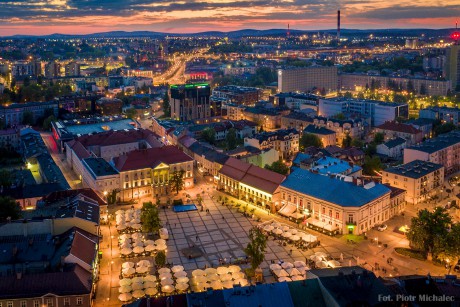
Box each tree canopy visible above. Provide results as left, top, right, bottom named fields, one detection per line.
left=140, top=201, right=162, bottom=234
left=265, top=160, right=289, bottom=175
left=170, top=170, right=185, bottom=195
left=201, top=128, right=216, bottom=145
left=225, top=128, right=238, bottom=150
left=300, top=133, right=323, bottom=150
left=0, top=196, right=21, bottom=222
left=244, top=226, right=267, bottom=270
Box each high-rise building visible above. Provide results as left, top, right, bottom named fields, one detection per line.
left=65, top=61, right=81, bottom=76
left=277, top=66, right=338, bottom=94
left=170, top=83, right=211, bottom=121
left=445, top=44, right=460, bottom=91
left=45, top=61, right=61, bottom=78
left=11, top=61, right=35, bottom=77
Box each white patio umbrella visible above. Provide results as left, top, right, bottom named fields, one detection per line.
left=115, top=210, right=124, bottom=215
left=210, top=280, right=223, bottom=290
left=291, top=275, right=305, bottom=281
left=132, top=240, right=144, bottom=247
left=177, top=277, right=189, bottom=284
left=228, top=265, right=241, bottom=273
left=216, top=267, right=229, bottom=275
left=132, top=218, right=141, bottom=224
left=120, top=242, right=131, bottom=249
left=143, top=275, right=157, bottom=282
left=310, top=255, right=323, bottom=262
left=132, top=276, right=144, bottom=283
left=136, top=266, right=149, bottom=274
left=274, top=269, right=289, bottom=277
left=131, top=233, right=142, bottom=240
left=162, top=285, right=175, bottom=293
left=231, top=272, right=245, bottom=280
left=328, top=260, right=341, bottom=268
left=193, top=276, right=207, bottom=284
left=264, top=225, right=274, bottom=232
left=131, top=223, right=142, bottom=230
left=119, top=285, right=132, bottom=293
left=234, top=278, right=248, bottom=286
left=159, top=272, right=172, bottom=280
left=294, top=261, right=307, bottom=268
left=273, top=229, right=283, bottom=235
left=131, top=282, right=144, bottom=290
left=282, top=232, right=292, bottom=238
left=192, top=269, right=205, bottom=277
left=271, top=222, right=281, bottom=228
left=145, top=245, right=156, bottom=252
left=205, top=268, right=217, bottom=275
left=315, top=252, right=327, bottom=258
left=122, top=262, right=135, bottom=269
left=316, top=261, right=328, bottom=268
left=174, top=271, right=187, bottom=278
left=278, top=277, right=292, bottom=282
left=281, top=262, right=294, bottom=269
left=206, top=274, right=220, bottom=281
left=120, top=247, right=132, bottom=255
left=289, top=228, right=298, bottom=234
left=161, top=278, right=174, bottom=286
left=117, top=225, right=127, bottom=231
left=219, top=273, right=232, bottom=282
left=176, top=283, right=189, bottom=291
left=290, top=235, right=300, bottom=241
left=119, top=278, right=132, bottom=286
left=118, top=293, right=132, bottom=302
left=286, top=267, right=301, bottom=276
left=171, top=265, right=184, bottom=273
left=156, top=244, right=167, bottom=251
left=122, top=267, right=135, bottom=276
left=222, top=280, right=234, bottom=289
left=133, top=246, right=144, bottom=254
left=144, top=240, right=155, bottom=246
left=137, top=260, right=151, bottom=267
left=132, top=289, right=145, bottom=298
left=158, top=267, right=171, bottom=274
left=270, top=263, right=282, bottom=271
left=119, top=234, right=131, bottom=240
left=281, top=225, right=290, bottom=231
left=145, top=287, right=158, bottom=296
left=143, top=281, right=157, bottom=289
left=155, top=239, right=166, bottom=245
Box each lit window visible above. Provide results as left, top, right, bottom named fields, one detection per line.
left=20, top=301, right=26, bottom=307
left=76, top=297, right=83, bottom=305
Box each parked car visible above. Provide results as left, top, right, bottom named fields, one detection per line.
left=377, top=224, right=388, bottom=232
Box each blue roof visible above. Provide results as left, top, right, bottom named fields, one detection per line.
left=293, top=153, right=311, bottom=165
left=310, top=156, right=362, bottom=175
left=304, top=125, right=335, bottom=135
left=382, top=137, right=406, bottom=149
left=65, top=119, right=135, bottom=136
left=281, top=169, right=390, bottom=207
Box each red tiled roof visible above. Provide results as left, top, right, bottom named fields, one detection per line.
left=376, top=121, right=422, bottom=135
left=75, top=128, right=162, bottom=148
left=0, top=264, right=92, bottom=299
left=70, top=230, right=98, bottom=267
left=113, top=145, right=193, bottom=171
left=42, top=188, right=106, bottom=206
left=68, top=140, right=91, bottom=160
left=219, top=157, right=285, bottom=194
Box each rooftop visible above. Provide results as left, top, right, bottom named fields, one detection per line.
left=304, top=125, right=335, bottom=135
left=83, top=157, right=119, bottom=178
left=407, top=130, right=460, bottom=154
left=55, top=117, right=137, bottom=139
left=381, top=137, right=407, bottom=149
left=113, top=145, right=193, bottom=172
left=281, top=169, right=390, bottom=207
left=219, top=157, right=285, bottom=194
left=384, top=160, right=443, bottom=179
left=376, top=121, right=422, bottom=134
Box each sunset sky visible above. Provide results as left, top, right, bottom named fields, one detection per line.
left=0, top=0, right=459, bottom=36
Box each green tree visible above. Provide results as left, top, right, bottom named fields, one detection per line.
left=407, top=207, right=451, bottom=257
left=434, top=122, right=457, bottom=136
left=244, top=226, right=268, bottom=271
left=373, top=132, right=385, bottom=145
left=155, top=250, right=166, bottom=267
left=140, top=201, right=162, bottom=234
left=22, top=111, right=34, bottom=125
left=436, top=223, right=460, bottom=264
left=162, top=92, right=171, bottom=117
left=264, top=160, right=289, bottom=175
left=300, top=133, right=323, bottom=150
left=342, top=134, right=352, bottom=148
left=42, top=115, right=56, bottom=130
left=0, top=170, right=12, bottom=188
left=365, top=143, right=377, bottom=156
left=0, top=196, right=22, bottom=222
left=170, top=170, right=185, bottom=195
left=362, top=155, right=382, bottom=175
left=351, top=138, right=364, bottom=148
left=201, top=127, right=216, bottom=145
left=225, top=128, right=238, bottom=150
left=125, top=107, right=137, bottom=119
left=107, top=189, right=118, bottom=205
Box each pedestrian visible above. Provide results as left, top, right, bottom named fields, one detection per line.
left=196, top=235, right=199, bottom=241
left=174, top=223, right=176, bottom=228
left=222, top=216, right=225, bottom=220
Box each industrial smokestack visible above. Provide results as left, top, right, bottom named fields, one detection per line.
left=337, top=10, right=341, bottom=42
